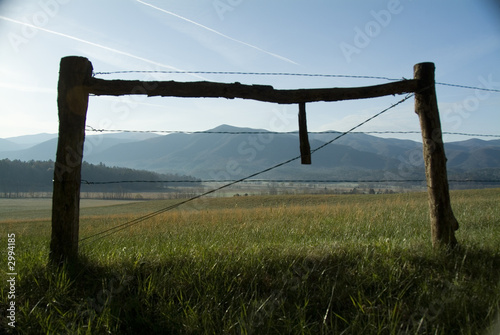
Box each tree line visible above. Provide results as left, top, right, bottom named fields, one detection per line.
left=0, top=159, right=201, bottom=196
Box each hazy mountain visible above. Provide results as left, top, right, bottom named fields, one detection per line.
left=0, top=132, right=160, bottom=161
left=309, top=132, right=421, bottom=160
left=0, top=134, right=58, bottom=152
left=445, top=138, right=500, bottom=149
left=447, top=147, right=500, bottom=170
left=80, top=125, right=403, bottom=180
left=1, top=125, right=499, bottom=181
left=4, top=133, right=58, bottom=148
left=0, top=138, right=23, bottom=152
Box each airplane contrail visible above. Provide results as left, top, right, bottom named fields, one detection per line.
left=0, top=15, right=188, bottom=74
left=136, top=0, right=298, bottom=65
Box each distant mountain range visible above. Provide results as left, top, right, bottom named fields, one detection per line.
left=1, top=125, right=500, bottom=182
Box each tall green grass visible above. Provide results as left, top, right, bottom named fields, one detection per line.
left=1, top=189, right=499, bottom=334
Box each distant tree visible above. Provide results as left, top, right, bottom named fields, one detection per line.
left=0, top=159, right=201, bottom=197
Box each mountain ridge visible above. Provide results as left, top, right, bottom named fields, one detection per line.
left=1, top=125, right=499, bottom=181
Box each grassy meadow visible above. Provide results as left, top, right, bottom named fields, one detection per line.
left=1, top=189, right=499, bottom=334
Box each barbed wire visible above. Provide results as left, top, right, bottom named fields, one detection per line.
left=92, top=70, right=500, bottom=93
left=81, top=179, right=500, bottom=185
left=435, top=82, right=500, bottom=93
left=93, top=70, right=400, bottom=82
left=84, top=126, right=500, bottom=138
left=79, top=93, right=414, bottom=245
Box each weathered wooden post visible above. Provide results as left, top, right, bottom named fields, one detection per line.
left=50, top=56, right=92, bottom=264
left=414, top=62, right=459, bottom=249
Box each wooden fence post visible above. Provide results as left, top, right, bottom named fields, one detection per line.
left=414, top=62, right=459, bottom=249
left=50, top=56, right=92, bottom=264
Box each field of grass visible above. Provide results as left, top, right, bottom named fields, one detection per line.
left=1, top=189, right=499, bottom=334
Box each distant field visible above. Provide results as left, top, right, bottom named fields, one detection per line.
left=0, top=189, right=499, bottom=334
left=0, top=198, right=143, bottom=222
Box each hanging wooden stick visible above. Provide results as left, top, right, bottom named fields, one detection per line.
left=298, top=102, right=311, bottom=164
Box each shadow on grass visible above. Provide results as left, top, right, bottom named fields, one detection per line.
left=6, top=245, right=500, bottom=335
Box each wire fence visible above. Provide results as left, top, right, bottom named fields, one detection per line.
left=80, top=93, right=417, bottom=244
left=94, top=70, right=400, bottom=82
left=78, top=73, right=500, bottom=244
left=92, top=70, right=500, bottom=93
left=85, top=126, right=500, bottom=138
left=82, top=72, right=500, bottom=187
left=81, top=179, right=500, bottom=185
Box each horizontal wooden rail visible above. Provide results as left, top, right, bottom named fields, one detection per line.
left=88, top=77, right=419, bottom=104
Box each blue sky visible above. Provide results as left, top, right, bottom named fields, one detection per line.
left=0, top=0, right=499, bottom=141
